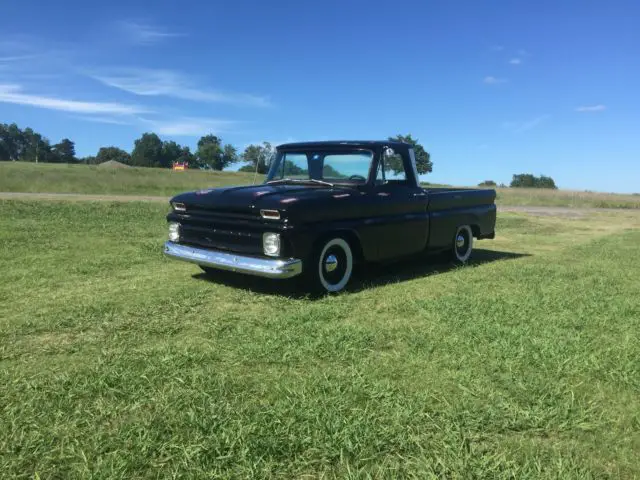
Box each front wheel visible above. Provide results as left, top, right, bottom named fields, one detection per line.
left=306, top=237, right=354, bottom=293
left=451, top=225, right=474, bottom=263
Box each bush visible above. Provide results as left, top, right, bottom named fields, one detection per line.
left=510, top=173, right=557, bottom=189
left=478, top=180, right=497, bottom=187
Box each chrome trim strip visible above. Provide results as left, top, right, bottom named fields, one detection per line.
left=164, top=242, right=302, bottom=279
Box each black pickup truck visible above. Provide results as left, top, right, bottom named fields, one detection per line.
left=165, top=140, right=496, bottom=292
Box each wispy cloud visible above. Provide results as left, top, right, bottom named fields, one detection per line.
left=0, top=55, right=38, bottom=63
left=138, top=116, right=240, bottom=136
left=69, top=114, right=241, bottom=136
left=575, top=105, right=606, bottom=113
left=0, top=83, right=149, bottom=115
left=503, top=115, right=550, bottom=133
left=72, top=115, right=134, bottom=126
left=117, top=21, right=186, bottom=45
left=0, top=38, right=38, bottom=54
left=90, top=68, right=271, bottom=107
left=490, top=45, right=505, bottom=52
left=483, top=76, right=508, bottom=85
left=509, top=58, right=522, bottom=65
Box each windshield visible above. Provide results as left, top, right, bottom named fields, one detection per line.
left=266, top=150, right=373, bottom=184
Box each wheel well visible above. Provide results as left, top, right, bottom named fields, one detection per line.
left=314, top=230, right=364, bottom=264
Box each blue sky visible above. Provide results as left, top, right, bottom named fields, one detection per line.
left=1, top=0, right=638, bottom=192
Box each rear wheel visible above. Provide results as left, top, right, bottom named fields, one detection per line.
left=451, top=225, right=474, bottom=263
left=306, top=237, right=354, bottom=293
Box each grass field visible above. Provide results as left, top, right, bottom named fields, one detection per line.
left=0, top=162, right=257, bottom=196
left=1, top=199, right=639, bottom=478
left=2, top=161, right=640, bottom=208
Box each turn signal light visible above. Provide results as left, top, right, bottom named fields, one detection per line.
left=260, top=209, right=281, bottom=220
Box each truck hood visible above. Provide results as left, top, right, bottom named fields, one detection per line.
left=170, top=184, right=359, bottom=216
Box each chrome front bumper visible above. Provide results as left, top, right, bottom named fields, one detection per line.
left=164, top=242, right=302, bottom=279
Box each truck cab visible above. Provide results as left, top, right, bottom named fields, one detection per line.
left=165, top=140, right=496, bottom=293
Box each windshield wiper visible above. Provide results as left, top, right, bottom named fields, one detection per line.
left=265, top=178, right=295, bottom=185
left=266, top=178, right=334, bottom=187
left=305, top=178, right=334, bottom=187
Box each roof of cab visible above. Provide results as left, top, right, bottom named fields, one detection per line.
left=276, top=140, right=409, bottom=150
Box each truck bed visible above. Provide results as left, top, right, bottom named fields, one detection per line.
left=422, top=187, right=497, bottom=247
left=422, top=187, right=497, bottom=211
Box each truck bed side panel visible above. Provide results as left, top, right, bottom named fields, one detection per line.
left=427, top=189, right=497, bottom=250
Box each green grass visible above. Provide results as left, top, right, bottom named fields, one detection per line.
left=0, top=161, right=257, bottom=196
left=495, top=187, right=640, bottom=209
left=1, top=200, right=639, bottom=478
left=3, top=162, right=640, bottom=208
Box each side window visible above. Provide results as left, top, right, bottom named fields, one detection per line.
left=376, top=148, right=408, bottom=184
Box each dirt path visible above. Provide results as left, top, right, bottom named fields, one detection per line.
left=1, top=191, right=636, bottom=217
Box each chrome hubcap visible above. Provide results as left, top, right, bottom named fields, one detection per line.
left=456, top=235, right=465, bottom=248
left=325, top=254, right=338, bottom=272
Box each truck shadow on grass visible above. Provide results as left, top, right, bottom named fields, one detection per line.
left=192, top=249, right=530, bottom=298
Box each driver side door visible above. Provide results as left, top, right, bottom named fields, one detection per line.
left=365, top=148, right=429, bottom=260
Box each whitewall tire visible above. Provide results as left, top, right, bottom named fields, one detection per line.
left=452, top=225, right=474, bottom=263
left=310, top=237, right=354, bottom=293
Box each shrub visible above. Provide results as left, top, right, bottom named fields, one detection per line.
left=510, top=174, right=558, bottom=189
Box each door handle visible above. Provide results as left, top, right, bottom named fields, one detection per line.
left=412, top=192, right=427, bottom=197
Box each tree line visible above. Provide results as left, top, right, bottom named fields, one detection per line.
left=479, top=174, right=558, bottom=189
left=1, top=123, right=435, bottom=175
left=0, top=123, right=77, bottom=163
left=3, top=122, right=557, bottom=187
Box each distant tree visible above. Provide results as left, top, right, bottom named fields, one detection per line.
left=0, top=123, right=81, bottom=163
left=510, top=173, right=557, bottom=189
left=322, top=164, right=346, bottom=178
left=160, top=141, right=184, bottom=168
left=21, top=128, right=53, bottom=163
left=196, top=135, right=238, bottom=170
left=283, top=160, right=307, bottom=176
left=96, top=146, right=131, bottom=165
left=478, top=180, right=497, bottom=187
left=175, top=146, right=195, bottom=166
left=0, top=124, right=14, bottom=160
left=0, top=123, right=26, bottom=161
left=222, top=144, right=238, bottom=170
left=383, top=149, right=406, bottom=176
left=238, top=164, right=256, bottom=172
left=388, top=134, right=433, bottom=175
left=51, top=138, right=76, bottom=163
left=510, top=173, right=535, bottom=188
left=195, top=135, right=221, bottom=169
left=132, top=133, right=164, bottom=167
left=536, top=175, right=557, bottom=189
left=241, top=142, right=274, bottom=174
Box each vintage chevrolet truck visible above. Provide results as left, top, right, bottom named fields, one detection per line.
left=164, top=140, right=496, bottom=292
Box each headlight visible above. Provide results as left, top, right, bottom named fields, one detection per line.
left=168, top=222, right=180, bottom=242
left=263, top=232, right=280, bottom=256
